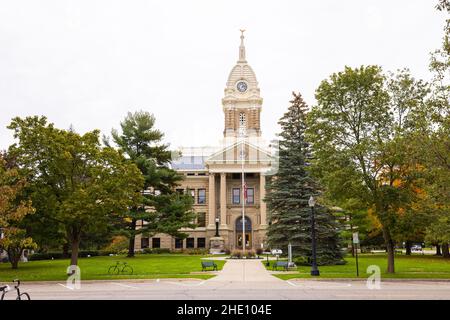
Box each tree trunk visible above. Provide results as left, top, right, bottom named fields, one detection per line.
left=436, top=244, right=442, bottom=256
left=127, top=219, right=137, bottom=258
left=11, top=258, right=19, bottom=269
left=8, top=248, right=21, bottom=269
left=382, top=226, right=395, bottom=273
left=405, top=240, right=412, bottom=255
left=442, top=243, right=450, bottom=258
left=70, top=235, right=81, bottom=268
left=351, top=242, right=355, bottom=257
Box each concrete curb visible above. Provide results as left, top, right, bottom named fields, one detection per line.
left=285, top=278, right=450, bottom=282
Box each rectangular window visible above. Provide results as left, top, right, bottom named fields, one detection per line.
left=198, top=189, right=206, bottom=204
left=189, top=189, right=195, bottom=202
left=176, top=188, right=184, bottom=195
left=197, top=212, right=206, bottom=227
left=141, top=238, right=149, bottom=249
left=175, top=238, right=183, bottom=249
left=246, top=188, right=254, bottom=204
left=186, top=238, right=195, bottom=248
left=152, top=238, right=160, bottom=249
left=232, top=188, right=240, bottom=204
left=197, top=238, right=206, bottom=248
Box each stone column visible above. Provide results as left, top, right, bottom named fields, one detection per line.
left=220, top=172, right=227, bottom=227
left=208, top=173, right=216, bottom=228
left=260, top=173, right=267, bottom=226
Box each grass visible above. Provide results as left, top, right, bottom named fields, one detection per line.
left=0, top=254, right=225, bottom=282
left=268, top=254, right=450, bottom=280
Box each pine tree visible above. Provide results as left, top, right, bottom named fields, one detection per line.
left=110, top=111, right=196, bottom=257
left=266, top=92, right=343, bottom=265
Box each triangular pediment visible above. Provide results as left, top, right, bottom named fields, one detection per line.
left=205, top=140, right=274, bottom=165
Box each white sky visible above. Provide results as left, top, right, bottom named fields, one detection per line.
left=0, top=0, right=446, bottom=151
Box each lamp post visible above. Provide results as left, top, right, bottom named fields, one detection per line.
left=215, top=218, right=220, bottom=237
left=309, top=196, right=320, bottom=276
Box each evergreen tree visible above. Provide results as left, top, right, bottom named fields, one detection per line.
left=110, top=111, right=196, bottom=257
left=266, top=92, right=343, bottom=265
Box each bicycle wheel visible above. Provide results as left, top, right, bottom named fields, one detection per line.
left=16, top=292, right=30, bottom=300
left=108, top=266, right=118, bottom=274
left=122, top=265, right=133, bottom=275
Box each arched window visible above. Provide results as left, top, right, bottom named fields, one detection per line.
left=239, top=113, right=246, bottom=128
left=235, top=216, right=252, bottom=231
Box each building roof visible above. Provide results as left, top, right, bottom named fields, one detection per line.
left=170, top=155, right=208, bottom=170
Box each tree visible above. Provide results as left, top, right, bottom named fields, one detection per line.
left=266, top=92, right=343, bottom=265
left=307, top=66, right=428, bottom=273
left=421, top=1, right=450, bottom=254
left=0, top=153, right=36, bottom=269
left=7, top=116, right=144, bottom=267
left=109, top=111, right=196, bottom=257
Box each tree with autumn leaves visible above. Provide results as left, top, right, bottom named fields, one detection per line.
left=0, top=153, right=37, bottom=269
left=7, top=116, right=144, bottom=267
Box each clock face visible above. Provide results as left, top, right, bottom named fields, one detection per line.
left=236, top=81, right=248, bottom=92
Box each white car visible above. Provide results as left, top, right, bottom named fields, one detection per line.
left=411, top=246, right=424, bottom=254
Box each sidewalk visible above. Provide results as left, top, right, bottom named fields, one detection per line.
left=209, top=259, right=283, bottom=283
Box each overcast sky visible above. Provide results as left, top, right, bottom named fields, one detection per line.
left=0, top=0, right=446, bottom=151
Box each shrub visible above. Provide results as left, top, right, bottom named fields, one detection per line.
left=184, top=248, right=209, bottom=255
left=29, top=252, right=65, bottom=261
left=256, top=248, right=263, bottom=255
left=245, top=249, right=256, bottom=259
left=230, top=250, right=243, bottom=259
left=152, top=248, right=171, bottom=254
left=142, top=248, right=153, bottom=254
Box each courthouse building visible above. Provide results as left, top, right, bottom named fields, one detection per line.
left=135, top=32, right=275, bottom=252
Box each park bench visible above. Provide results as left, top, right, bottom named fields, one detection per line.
left=272, top=261, right=289, bottom=271
left=201, top=261, right=218, bottom=271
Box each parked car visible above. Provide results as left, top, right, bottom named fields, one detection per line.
left=411, top=245, right=424, bottom=254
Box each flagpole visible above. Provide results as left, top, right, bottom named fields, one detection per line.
left=241, top=130, right=246, bottom=255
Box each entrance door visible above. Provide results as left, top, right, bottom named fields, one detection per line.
left=236, top=232, right=252, bottom=249
left=235, top=216, right=252, bottom=249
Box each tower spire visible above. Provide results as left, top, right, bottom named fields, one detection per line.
left=239, top=29, right=246, bottom=62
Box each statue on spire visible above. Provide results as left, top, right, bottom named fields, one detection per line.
left=239, top=29, right=246, bottom=62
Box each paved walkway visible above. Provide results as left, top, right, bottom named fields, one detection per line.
left=6, top=259, right=450, bottom=299
left=210, top=259, right=282, bottom=283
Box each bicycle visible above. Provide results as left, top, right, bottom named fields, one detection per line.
left=108, top=261, right=133, bottom=275
left=0, top=284, right=10, bottom=300
left=0, top=279, right=30, bottom=300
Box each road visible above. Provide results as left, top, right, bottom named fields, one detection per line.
left=3, top=259, right=450, bottom=300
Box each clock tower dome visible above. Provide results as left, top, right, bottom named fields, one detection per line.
left=222, top=30, right=263, bottom=139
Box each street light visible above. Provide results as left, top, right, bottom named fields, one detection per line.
left=309, top=196, right=320, bottom=276
left=215, top=218, right=220, bottom=237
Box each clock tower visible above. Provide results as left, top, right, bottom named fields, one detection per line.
left=222, top=30, right=263, bottom=140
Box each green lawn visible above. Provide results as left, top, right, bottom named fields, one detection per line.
left=0, top=254, right=225, bottom=281
left=269, top=254, right=450, bottom=280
